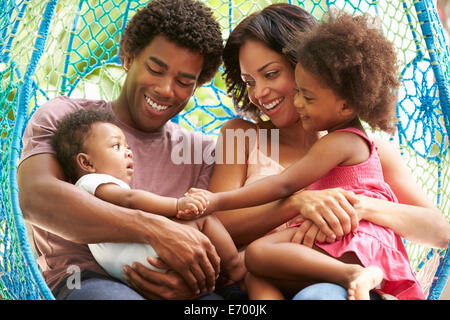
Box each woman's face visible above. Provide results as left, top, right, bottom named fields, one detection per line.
left=118, top=35, right=204, bottom=132
left=239, top=40, right=300, bottom=128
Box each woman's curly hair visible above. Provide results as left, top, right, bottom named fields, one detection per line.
left=222, top=3, right=317, bottom=121
left=293, top=10, right=400, bottom=133
left=51, top=109, right=116, bottom=183
left=119, top=0, right=223, bottom=86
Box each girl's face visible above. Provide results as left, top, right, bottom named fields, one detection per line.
left=81, top=122, right=134, bottom=184
left=294, top=63, right=348, bottom=132
left=239, top=40, right=300, bottom=128
left=118, top=35, right=204, bottom=132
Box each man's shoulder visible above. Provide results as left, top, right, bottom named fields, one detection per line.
left=165, top=121, right=215, bottom=145
left=37, top=96, right=110, bottom=113
left=32, top=96, right=111, bottom=123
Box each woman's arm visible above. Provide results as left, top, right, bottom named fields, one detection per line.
left=355, top=196, right=449, bottom=248
left=18, top=153, right=220, bottom=294
left=208, top=119, right=297, bottom=245
left=209, top=119, right=358, bottom=245
left=284, top=139, right=450, bottom=249
left=357, top=138, right=450, bottom=248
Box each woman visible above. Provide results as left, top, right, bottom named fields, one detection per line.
left=18, top=0, right=225, bottom=300
left=208, top=3, right=449, bottom=299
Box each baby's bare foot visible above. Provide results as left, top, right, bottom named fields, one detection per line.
left=347, top=266, right=383, bottom=300
left=220, top=250, right=247, bottom=287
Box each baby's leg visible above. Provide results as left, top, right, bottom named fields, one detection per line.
left=181, top=216, right=246, bottom=284
left=245, top=228, right=383, bottom=300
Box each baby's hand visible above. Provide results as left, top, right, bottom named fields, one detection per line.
left=176, top=191, right=209, bottom=220
left=186, top=188, right=218, bottom=215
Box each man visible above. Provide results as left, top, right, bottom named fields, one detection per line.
left=18, top=0, right=225, bottom=300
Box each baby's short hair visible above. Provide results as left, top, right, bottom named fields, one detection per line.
left=51, top=109, right=116, bottom=183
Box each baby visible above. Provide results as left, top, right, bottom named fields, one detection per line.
left=51, top=108, right=246, bottom=292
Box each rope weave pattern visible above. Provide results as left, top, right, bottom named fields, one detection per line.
left=0, top=0, right=449, bottom=300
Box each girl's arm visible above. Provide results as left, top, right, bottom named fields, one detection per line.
left=209, top=119, right=306, bottom=245
left=209, top=120, right=359, bottom=245
left=210, top=131, right=360, bottom=212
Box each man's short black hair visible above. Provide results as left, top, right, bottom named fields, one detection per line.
left=119, top=0, right=223, bottom=86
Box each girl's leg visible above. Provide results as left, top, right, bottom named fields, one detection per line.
left=245, top=228, right=383, bottom=300
left=180, top=216, right=246, bottom=284
left=245, top=273, right=284, bottom=300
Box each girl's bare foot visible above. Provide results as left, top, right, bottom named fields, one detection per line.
left=347, top=266, right=384, bottom=300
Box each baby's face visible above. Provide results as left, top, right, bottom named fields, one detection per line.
left=82, top=122, right=134, bottom=184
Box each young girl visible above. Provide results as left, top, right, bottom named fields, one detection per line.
left=192, top=11, right=424, bottom=300
left=51, top=108, right=246, bottom=291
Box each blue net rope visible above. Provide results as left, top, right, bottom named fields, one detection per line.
left=1, top=0, right=449, bottom=300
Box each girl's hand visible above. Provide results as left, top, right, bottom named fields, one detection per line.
left=186, top=188, right=218, bottom=215
left=176, top=191, right=209, bottom=219
left=287, top=188, right=360, bottom=240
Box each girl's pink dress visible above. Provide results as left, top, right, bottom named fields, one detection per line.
left=307, top=128, right=425, bottom=300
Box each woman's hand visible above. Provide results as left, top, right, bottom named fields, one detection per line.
left=286, top=188, right=360, bottom=240
left=290, top=219, right=337, bottom=247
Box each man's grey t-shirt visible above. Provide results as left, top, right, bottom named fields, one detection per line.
left=19, top=96, right=215, bottom=290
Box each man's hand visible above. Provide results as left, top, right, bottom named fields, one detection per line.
left=146, top=217, right=220, bottom=296
left=122, top=260, right=200, bottom=300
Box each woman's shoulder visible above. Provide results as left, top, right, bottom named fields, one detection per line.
left=220, top=117, right=257, bottom=131
left=220, top=117, right=276, bottom=132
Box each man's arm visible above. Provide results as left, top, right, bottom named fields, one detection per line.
left=18, top=154, right=140, bottom=243
left=18, top=153, right=220, bottom=294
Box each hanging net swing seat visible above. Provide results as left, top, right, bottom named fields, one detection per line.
left=1, top=0, right=449, bottom=300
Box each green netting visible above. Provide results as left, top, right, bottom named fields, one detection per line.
left=1, top=0, right=449, bottom=300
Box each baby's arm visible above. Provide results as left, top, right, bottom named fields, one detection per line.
left=95, top=183, right=203, bottom=217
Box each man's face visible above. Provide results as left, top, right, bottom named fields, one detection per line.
left=118, top=35, right=204, bottom=132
